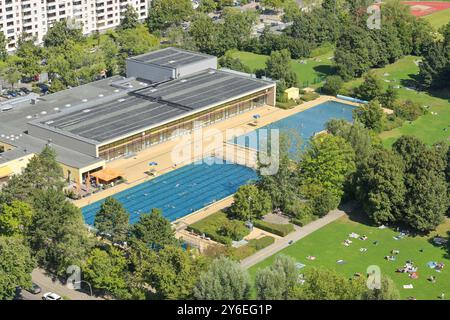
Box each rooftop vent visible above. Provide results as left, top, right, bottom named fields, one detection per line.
left=114, top=89, right=120, bottom=93
left=208, top=70, right=215, bottom=74
left=83, top=109, right=91, bottom=113
left=117, top=98, right=126, bottom=102
left=45, top=120, right=54, bottom=125
left=82, top=98, right=88, bottom=102
left=168, top=60, right=176, bottom=64
left=40, top=111, right=47, bottom=115
left=26, top=115, right=32, bottom=119
left=65, top=104, right=71, bottom=107
left=98, top=94, right=104, bottom=97
left=180, top=79, right=187, bottom=83
left=53, top=107, right=59, bottom=111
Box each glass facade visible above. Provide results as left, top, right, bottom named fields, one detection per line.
left=98, top=90, right=269, bottom=161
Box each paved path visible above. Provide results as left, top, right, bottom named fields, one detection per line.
left=21, top=268, right=103, bottom=300
left=240, top=209, right=346, bottom=269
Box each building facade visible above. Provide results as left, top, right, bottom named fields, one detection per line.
left=0, top=0, right=149, bottom=51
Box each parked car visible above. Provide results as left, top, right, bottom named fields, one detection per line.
left=20, top=87, right=30, bottom=94
left=25, top=283, right=42, bottom=295
left=7, top=90, right=17, bottom=97
left=42, top=292, right=62, bottom=300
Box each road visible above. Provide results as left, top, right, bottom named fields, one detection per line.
left=20, top=268, right=103, bottom=300
left=240, top=209, right=346, bottom=269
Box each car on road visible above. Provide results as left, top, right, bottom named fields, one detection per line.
left=25, top=283, right=42, bottom=295
left=42, top=292, right=62, bottom=300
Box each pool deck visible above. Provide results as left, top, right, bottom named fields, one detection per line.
left=73, top=95, right=359, bottom=218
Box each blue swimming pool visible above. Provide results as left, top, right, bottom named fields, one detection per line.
left=232, top=100, right=355, bottom=152
left=81, top=158, right=257, bottom=225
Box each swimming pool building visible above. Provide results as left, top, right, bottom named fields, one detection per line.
left=0, top=48, right=275, bottom=184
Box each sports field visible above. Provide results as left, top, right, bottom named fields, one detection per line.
left=249, top=215, right=450, bottom=300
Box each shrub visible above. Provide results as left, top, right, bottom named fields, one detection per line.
left=383, top=114, right=405, bottom=131
left=321, top=75, right=343, bottom=95
left=392, top=100, right=425, bottom=121
left=301, top=91, right=320, bottom=102
left=188, top=211, right=250, bottom=245
left=231, top=236, right=275, bottom=260
left=253, top=220, right=295, bottom=237
left=291, top=214, right=317, bottom=227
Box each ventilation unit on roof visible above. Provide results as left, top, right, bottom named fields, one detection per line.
left=83, top=109, right=91, bottom=113
left=82, top=98, right=88, bottom=102
left=40, top=111, right=47, bottom=115
left=53, top=107, right=59, bottom=111
left=65, top=104, right=71, bottom=107
left=168, top=60, right=176, bottom=64
left=117, top=98, right=126, bottom=102
left=180, top=79, right=187, bottom=83
left=45, top=120, right=54, bottom=125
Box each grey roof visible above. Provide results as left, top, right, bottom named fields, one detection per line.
left=133, top=69, right=273, bottom=110
left=31, top=69, right=274, bottom=144
left=0, top=76, right=143, bottom=168
left=128, top=47, right=215, bottom=68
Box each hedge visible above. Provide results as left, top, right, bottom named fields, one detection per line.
left=187, top=211, right=250, bottom=245
left=231, top=236, right=275, bottom=260
left=253, top=220, right=295, bottom=237
left=291, top=215, right=317, bottom=227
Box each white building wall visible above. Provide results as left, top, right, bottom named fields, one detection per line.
left=0, top=0, right=150, bottom=52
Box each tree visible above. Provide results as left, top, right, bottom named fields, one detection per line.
left=29, top=189, right=93, bottom=275
left=0, top=236, right=35, bottom=300
left=255, top=255, right=297, bottom=300
left=392, top=99, right=424, bottom=121
left=219, top=51, right=251, bottom=73
left=83, top=247, right=130, bottom=299
left=15, top=39, right=43, bottom=77
left=147, top=245, right=204, bottom=299
left=194, top=256, right=251, bottom=300
left=116, top=24, right=159, bottom=56
left=322, top=75, right=343, bottom=95
left=419, top=39, right=450, bottom=90
left=229, top=185, right=272, bottom=221
left=0, top=31, right=7, bottom=61
left=94, top=197, right=130, bottom=244
left=363, top=275, right=400, bottom=300
left=147, top=0, right=194, bottom=31
left=198, top=0, right=217, bottom=13
left=379, top=86, right=398, bottom=109
left=264, top=49, right=297, bottom=87
left=130, top=208, right=177, bottom=248
left=1, top=62, right=21, bottom=88
left=334, top=25, right=374, bottom=79
left=353, top=100, right=385, bottom=132
left=188, top=14, right=219, bottom=55
left=356, top=149, right=406, bottom=225
left=292, top=267, right=366, bottom=300
left=392, top=136, right=447, bottom=232
left=0, top=200, right=34, bottom=236
left=355, top=72, right=384, bottom=101
left=120, top=5, right=139, bottom=30
left=0, top=145, right=64, bottom=203
left=299, top=134, right=356, bottom=201
left=43, top=19, right=83, bottom=47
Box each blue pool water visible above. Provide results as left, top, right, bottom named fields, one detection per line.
left=81, top=158, right=257, bottom=225
left=232, top=101, right=355, bottom=152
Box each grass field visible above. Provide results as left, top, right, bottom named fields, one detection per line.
left=249, top=215, right=450, bottom=300
left=424, top=8, right=450, bottom=28
left=343, top=55, right=450, bottom=147
left=230, top=50, right=335, bottom=88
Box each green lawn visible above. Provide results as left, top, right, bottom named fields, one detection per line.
left=249, top=216, right=450, bottom=300
left=230, top=50, right=335, bottom=88
left=424, top=9, right=450, bottom=29
left=343, top=55, right=450, bottom=148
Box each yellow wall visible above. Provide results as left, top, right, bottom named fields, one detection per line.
left=0, top=141, right=15, bottom=152
left=284, top=87, right=299, bottom=100
left=60, top=160, right=105, bottom=184
left=0, top=153, right=35, bottom=176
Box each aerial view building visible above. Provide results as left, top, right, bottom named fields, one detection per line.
left=0, top=47, right=275, bottom=184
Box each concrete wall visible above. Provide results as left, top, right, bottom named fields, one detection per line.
left=175, top=57, right=218, bottom=78
left=126, top=60, right=175, bottom=83
left=27, top=124, right=98, bottom=157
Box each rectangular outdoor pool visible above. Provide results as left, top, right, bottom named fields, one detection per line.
left=232, top=100, right=355, bottom=152
left=81, top=157, right=258, bottom=225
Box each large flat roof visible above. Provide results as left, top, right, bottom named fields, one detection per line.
left=0, top=76, right=144, bottom=168
left=30, top=69, right=274, bottom=144
left=128, top=47, right=215, bottom=68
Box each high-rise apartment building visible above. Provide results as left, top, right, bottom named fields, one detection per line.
left=0, top=0, right=149, bottom=51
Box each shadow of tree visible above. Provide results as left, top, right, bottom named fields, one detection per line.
left=312, top=65, right=336, bottom=77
